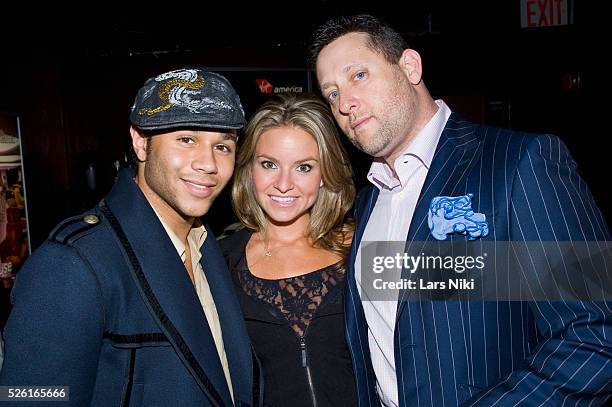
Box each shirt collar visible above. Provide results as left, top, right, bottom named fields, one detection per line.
left=150, top=207, right=207, bottom=263
left=367, top=99, right=452, bottom=190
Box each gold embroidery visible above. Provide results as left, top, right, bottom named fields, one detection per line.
left=138, top=76, right=205, bottom=116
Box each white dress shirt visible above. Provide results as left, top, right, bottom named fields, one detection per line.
left=355, top=100, right=451, bottom=406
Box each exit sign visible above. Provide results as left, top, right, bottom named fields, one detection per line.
left=520, top=0, right=572, bottom=28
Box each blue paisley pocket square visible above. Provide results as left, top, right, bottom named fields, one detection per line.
left=428, top=193, right=489, bottom=240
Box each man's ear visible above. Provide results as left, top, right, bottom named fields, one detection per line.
left=130, top=125, right=149, bottom=162
left=398, top=49, right=423, bottom=85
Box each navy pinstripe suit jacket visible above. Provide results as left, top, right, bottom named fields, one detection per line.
left=347, top=114, right=612, bottom=407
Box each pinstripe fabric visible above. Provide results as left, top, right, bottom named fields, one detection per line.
left=346, top=114, right=612, bottom=407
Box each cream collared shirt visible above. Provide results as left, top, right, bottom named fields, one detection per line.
left=154, top=212, right=234, bottom=402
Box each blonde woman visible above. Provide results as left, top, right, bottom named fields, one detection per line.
left=220, top=94, right=357, bottom=406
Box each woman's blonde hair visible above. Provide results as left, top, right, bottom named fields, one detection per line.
left=232, top=93, right=355, bottom=259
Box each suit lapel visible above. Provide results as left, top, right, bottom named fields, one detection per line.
left=348, top=186, right=380, bottom=302
left=346, top=186, right=381, bottom=405
left=103, top=170, right=233, bottom=406
left=397, top=115, right=482, bottom=314
left=406, top=114, right=481, bottom=241
left=201, top=233, right=253, bottom=405
left=353, top=187, right=380, bottom=255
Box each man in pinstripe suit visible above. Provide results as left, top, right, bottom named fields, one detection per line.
left=309, top=14, right=611, bottom=407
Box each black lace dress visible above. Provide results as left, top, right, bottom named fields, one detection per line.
left=219, top=229, right=357, bottom=407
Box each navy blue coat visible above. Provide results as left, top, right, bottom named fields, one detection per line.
left=347, top=114, right=612, bottom=406
left=0, top=169, right=255, bottom=406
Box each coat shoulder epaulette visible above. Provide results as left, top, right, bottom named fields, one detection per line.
left=49, top=212, right=104, bottom=245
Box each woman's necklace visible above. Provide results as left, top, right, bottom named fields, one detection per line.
left=263, top=240, right=272, bottom=257
left=262, top=239, right=286, bottom=257
left=260, top=235, right=308, bottom=258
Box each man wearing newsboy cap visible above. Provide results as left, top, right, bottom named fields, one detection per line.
left=0, top=68, right=258, bottom=407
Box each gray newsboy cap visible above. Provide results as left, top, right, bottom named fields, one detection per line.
left=130, top=68, right=246, bottom=131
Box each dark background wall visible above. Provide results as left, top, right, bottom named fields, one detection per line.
left=0, top=1, right=605, bottom=252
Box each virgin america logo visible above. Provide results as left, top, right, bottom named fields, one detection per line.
left=256, top=79, right=273, bottom=94
left=256, top=78, right=303, bottom=94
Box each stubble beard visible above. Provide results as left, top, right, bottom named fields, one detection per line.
left=347, top=73, right=414, bottom=159
left=348, top=105, right=411, bottom=159
left=143, top=155, right=209, bottom=222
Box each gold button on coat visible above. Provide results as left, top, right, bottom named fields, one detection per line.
left=83, top=214, right=100, bottom=224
